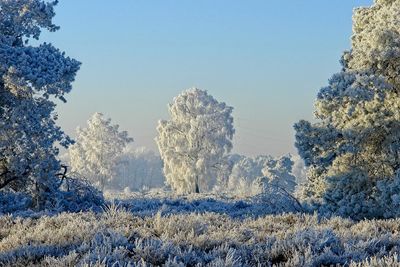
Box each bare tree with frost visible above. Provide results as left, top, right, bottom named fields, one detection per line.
left=0, top=0, right=80, bottom=207
left=156, top=88, right=234, bottom=194
left=69, top=113, right=133, bottom=190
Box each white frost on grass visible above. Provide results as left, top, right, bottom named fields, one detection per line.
left=0, top=202, right=400, bottom=266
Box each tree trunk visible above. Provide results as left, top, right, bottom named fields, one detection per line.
left=195, top=176, right=200, bottom=193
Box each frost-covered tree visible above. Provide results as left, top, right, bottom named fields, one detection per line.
left=0, top=0, right=80, bottom=207
left=294, top=0, right=400, bottom=219
left=226, top=155, right=269, bottom=192
left=261, top=156, right=297, bottom=194
left=291, top=155, right=307, bottom=186
left=69, top=113, right=133, bottom=190
left=230, top=156, right=270, bottom=182
left=217, top=154, right=297, bottom=198
left=345, top=0, right=400, bottom=88
left=112, top=147, right=165, bottom=191
left=156, top=88, right=234, bottom=194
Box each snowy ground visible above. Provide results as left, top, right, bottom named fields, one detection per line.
left=0, top=191, right=399, bottom=266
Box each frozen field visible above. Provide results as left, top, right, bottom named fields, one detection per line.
left=0, top=192, right=399, bottom=266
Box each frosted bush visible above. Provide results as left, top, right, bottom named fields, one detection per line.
left=56, top=177, right=105, bottom=212
left=0, top=191, right=32, bottom=215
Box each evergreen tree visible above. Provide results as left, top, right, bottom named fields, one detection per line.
left=0, top=0, right=80, bottom=207
left=295, top=0, right=400, bottom=219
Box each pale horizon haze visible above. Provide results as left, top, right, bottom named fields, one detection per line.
left=38, top=0, right=373, bottom=156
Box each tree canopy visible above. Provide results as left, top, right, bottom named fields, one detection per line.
left=295, top=0, right=400, bottom=219
left=0, top=0, right=80, bottom=207
left=156, top=88, right=235, bottom=194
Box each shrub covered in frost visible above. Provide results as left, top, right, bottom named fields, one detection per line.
left=0, top=191, right=32, bottom=215
left=55, top=177, right=105, bottom=213
left=0, top=177, right=104, bottom=215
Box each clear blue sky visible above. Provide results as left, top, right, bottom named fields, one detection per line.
left=41, top=0, right=373, bottom=156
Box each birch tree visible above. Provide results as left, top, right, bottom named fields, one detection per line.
left=156, top=88, right=234, bottom=194
left=69, top=113, right=133, bottom=190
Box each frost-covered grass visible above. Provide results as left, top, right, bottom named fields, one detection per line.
left=104, top=188, right=304, bottom=219
left=0, top=192, right=399, bottom=266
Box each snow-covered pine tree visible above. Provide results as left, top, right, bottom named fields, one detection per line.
left=69, top=113, right=133, bottom=190
left=294, top=0, right=400, bottom=219
left=0, top=0, right=80, bottom=207
left=156, top=88, right=235, bottom=194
